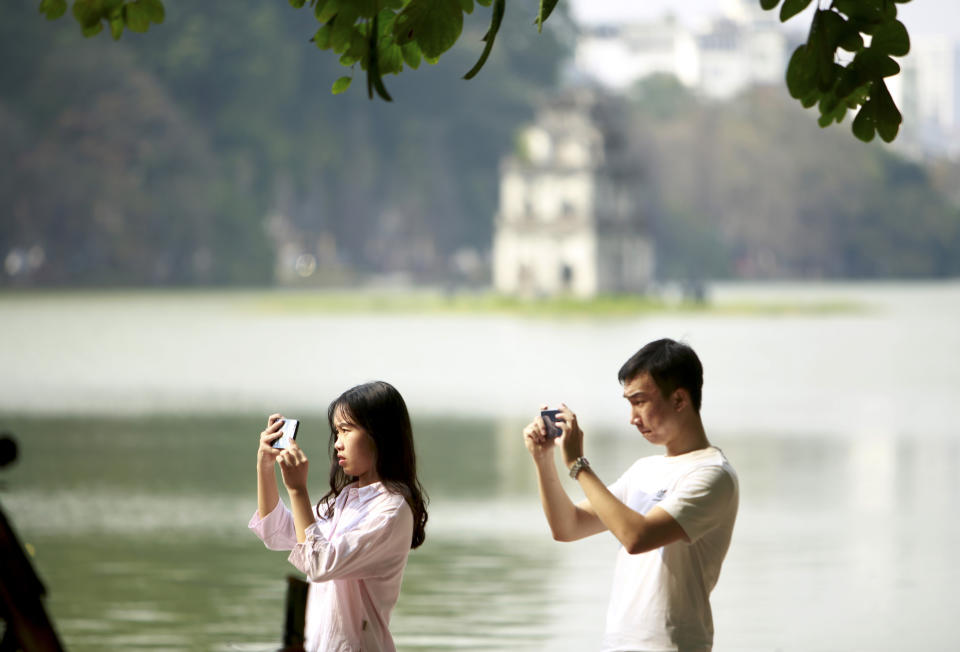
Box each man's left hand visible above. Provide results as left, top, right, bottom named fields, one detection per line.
left=555, top=403, right=584, bottom=469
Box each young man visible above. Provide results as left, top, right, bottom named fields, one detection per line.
left=523, top=338, right=738, bottom=652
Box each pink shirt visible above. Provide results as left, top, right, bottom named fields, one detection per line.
left=248, top=482, right=414, bottom=652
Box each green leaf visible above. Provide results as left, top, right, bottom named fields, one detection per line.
left=313, top=24, right=332, bottom=49
left=852, top=101, right=876, bottom=142
left=315, top=0, right=339, bottom=24
left=290, top=0, right=307, bottom=7
left=839, top=29, right=864, bottom=52
left=81, top=21, right=103, bottom=37
left=375, top=7, right=398, bottom=37
left=346, top=31, right=368, bottom=59
left=759, top=0, right=780, bottom=10
left=330, top=5, right=360, bottom=54
left=367, top=13, right=393, bottom=101
left=800, top=89, right=819, bottom=109
left=463, top=0, right=503, bottom=79
left=139, top=0, right=165, bottom=24
left=808, top=11, right=837, bottom=91
left=401, top=41, right=422, bottom=69
left=854, top=48, right=900, bottom=79
left=537, top=0, right=560, bottom=32
left=872, top=79, right=901, bottom=142
left=331, top=76, right=352, bottom=94
left=786, top=45, right=815, bottom=99
left=819, top=9, right=865, bottom=66
left=817, top=75, right=844, bottom=113
left=818, top=102, right=847, bottom=127
left=125, top=3, right=150, bottom=32
left=353, top=0, right=379, bottom=19
left=109, top=14, right=124, bottom=39
left=72, top=1, right=99, bottom=29
left=476, top=0, right=492, bottom=5
left=39, top=0, right=67, bottom=20
left=834, top=66, right=864, bottom=100
left=834, top=0, right=887, bottom=28
left=459, top=0, right=474, bottom=14
left=844, top=83, right=871, bottom=109
left=780, top=0, right=813, bottom=22
left=394, top=0, right=464, bottom=59
left=377, top=36, right=404, bottom=76
left=871, top=19, right=910, bottom=57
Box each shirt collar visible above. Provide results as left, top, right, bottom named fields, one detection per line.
left=344, top=480, right=387, bottom=502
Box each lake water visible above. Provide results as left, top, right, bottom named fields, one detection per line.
left=2, top=282, right=959, bottom=651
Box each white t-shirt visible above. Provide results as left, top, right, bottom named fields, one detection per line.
left=602, top=446, right=739, bottom=652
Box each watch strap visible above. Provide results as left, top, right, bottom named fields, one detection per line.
left=569, top=456, right=590, bottom=479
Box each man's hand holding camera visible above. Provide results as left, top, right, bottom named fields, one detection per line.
left=553, top=404, right=585, bottom=472
left=523, top=403, right=585, bottom=473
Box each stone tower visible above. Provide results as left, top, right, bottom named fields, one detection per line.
left=492, top=90, right=654, bottom=298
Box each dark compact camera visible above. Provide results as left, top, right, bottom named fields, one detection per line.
left=540, top=409, right=563, bottom=438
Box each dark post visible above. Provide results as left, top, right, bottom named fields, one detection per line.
left=277, top=575, right=309, bottom=652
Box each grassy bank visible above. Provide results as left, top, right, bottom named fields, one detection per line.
left=247, top=288, right=863, bottom=318
left=0, top=286, right=864, bottom=318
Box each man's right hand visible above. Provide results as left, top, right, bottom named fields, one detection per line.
left=523, top=405, right=556, bottom=465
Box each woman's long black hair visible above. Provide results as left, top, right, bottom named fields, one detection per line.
left=317, top=380, right=428, bottom=549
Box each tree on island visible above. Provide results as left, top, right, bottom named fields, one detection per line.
left=38, top=0, right=911, bottom=143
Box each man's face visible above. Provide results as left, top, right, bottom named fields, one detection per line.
left=622, top=372, right=677, bottom=446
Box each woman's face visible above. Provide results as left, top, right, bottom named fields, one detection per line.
left=332, top=405, right=379, bottom=485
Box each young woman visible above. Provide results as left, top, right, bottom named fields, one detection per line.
left=249, top=381, right=428, bottom=651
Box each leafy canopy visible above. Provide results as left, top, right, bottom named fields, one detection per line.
left=39, top=0, right=164, bottom=39
left=762, top=0, right=911, bottom=143
left=39, top=0, right=912, bottom=142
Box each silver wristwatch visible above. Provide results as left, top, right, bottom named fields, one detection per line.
left=569, top=456, right=590, bottom=479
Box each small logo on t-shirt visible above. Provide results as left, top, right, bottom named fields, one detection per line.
left=653, top=489, right=667, bottom=502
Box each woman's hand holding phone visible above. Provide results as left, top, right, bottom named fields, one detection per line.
left=277, top=441, right=310, bottom=494
left=256, top=414, right=285, bottom=519
left=257, top=414, right=285, bottom=468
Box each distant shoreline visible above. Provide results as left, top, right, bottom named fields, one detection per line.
left=0, top=285, right=866, bottom=317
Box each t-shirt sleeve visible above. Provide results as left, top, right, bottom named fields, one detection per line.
left=658, top=464, right=737, bottom=543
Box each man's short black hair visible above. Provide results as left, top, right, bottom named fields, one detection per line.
left=618, top=338, right=703, bottom=412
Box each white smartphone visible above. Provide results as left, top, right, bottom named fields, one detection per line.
left=271, top=418, right=300, bottom=450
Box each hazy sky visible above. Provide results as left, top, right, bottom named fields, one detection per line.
left=569, top=0, right=960, bottom=41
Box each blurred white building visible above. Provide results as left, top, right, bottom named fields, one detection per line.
left=573, top=0, right=787, bottom=100
left=492, top=91, right=653, bottom=298
left=572, top=0, right=960, bottom=159
left=888, top=35, right=960, bottom=159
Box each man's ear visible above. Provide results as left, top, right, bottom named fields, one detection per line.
left=672, top=388, right=688, bottom=411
